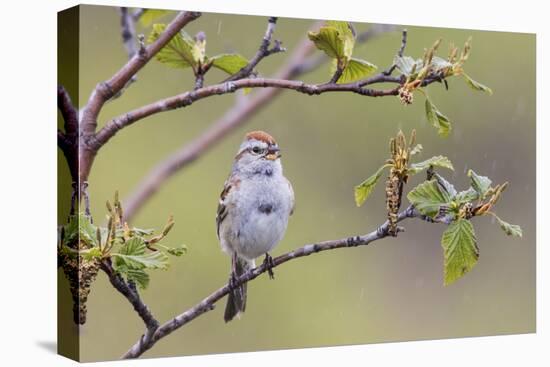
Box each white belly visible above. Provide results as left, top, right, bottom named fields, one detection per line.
left=235, top=210, right=288, bottom=259
left=220, top=172, right=292, bottom=261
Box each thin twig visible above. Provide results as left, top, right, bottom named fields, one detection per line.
left=384, top=29, right=408, bottom=75
left=122, top=205, right=430, bottom=359
left=329, top=64, right=344, bottom=83
left=225, top=17, right=285, bottom=82
left=119, top=7, right=138, bottom=59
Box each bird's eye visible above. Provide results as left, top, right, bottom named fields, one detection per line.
left=252, top=147, right=263, bottom=154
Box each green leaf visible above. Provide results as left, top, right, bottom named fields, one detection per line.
left=125, top=268, right=150, bottom=289
left=441, top=218, right=479, bottom=285
left=210, top=53, right=249, bottom=75
left=167, top=245, right=188, bottom=256
left=325, top=21, right=355, bottom=59
left=331, top=58, right=377, bottom=83
left=494, top=215, right=523, bottom=237
left=463, top=73, right=493, bottom=95
left=354, top=164, right=389, bottom=207
left=148, top=24, right=197, bottom=69
left=409, top=156, right=454, bottom=175
left=467, top=169, right=492, bottom=199
left=113, top=237, right=169, bottom=270
left=425, top=98, right=452, bottom=137
left=394, top=56, right=423, bottom=76
left=407, top=180, right=452, bottom=218
left=139, top=9, right=172, bottom=27
left=119, top=237, right=146, bottom=256
left=455, top=187, right=479, bottom=204
left=82, top=247, right=102, bottom=261
left=79, top=213, right=98, bottom=247
left=308, top=25, right=351, bottom=60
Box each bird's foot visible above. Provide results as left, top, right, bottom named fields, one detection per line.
left=228, top=272, right=239, bottom=290
left=263, top=253, right=275, bottom=280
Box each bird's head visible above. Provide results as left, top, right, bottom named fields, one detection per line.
left=233, top=131, right=282, bottom=176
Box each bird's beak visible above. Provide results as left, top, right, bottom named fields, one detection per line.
left=265, top=146, right=281, bottom=160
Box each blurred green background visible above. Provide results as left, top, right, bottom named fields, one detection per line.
left=59, top=5, right=535, bottom=361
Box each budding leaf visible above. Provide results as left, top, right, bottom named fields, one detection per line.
left=410, top=144, right=423, bottom=156
left=131, top=227, right=155, bottom=236
left=331, top=58, right=377, bottom=83
left=430, top=56, right=453, bottom=73
left=394, top=56, right=423, bottom=77
left=82, top=247, right=103, bottom=261
left=494, top=216, right=523, bottom=238
left=79, top=213, right=98, bottom=247
left=210, top=53, right=249, bottom=75
left=148, top=24, right=197, bottom=69
left=64, top=215, right=79, bottom=244
left=467, top=169, right=492, bottom=199
left=434, top=174, right=458, bottom=198
left=425, top=98, right=451, bottom=137
left=167, top=245, right=188, bottom=256
left=409, top=156, right=454, bottom=175
left=407, top=180, right=452, bottom=218
left=463, top=73, right=493, bottom=95
left=455, top=187, right=479, bottom=204
left=354, top=164, right=389, bottom=207
left=139, top=9, right=172, bottom=27
left=442, top=218, right=479, bottom=285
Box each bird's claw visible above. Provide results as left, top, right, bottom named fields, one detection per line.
left=263, top=253, right=275, bottom=280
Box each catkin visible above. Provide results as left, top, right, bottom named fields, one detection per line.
left=386, top=169, right=404, bottom=236
left=59, top=241, right=100, bottom=325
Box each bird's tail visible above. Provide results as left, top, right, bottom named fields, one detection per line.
left=224, top=256, right=253, bottom=322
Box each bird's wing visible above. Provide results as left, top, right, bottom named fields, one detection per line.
left=216, top=175, right=240, bottom=239
left=285, top=176, right=295, bottom=216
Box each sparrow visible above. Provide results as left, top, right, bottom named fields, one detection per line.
left=216, top=131, right=294, bottom=322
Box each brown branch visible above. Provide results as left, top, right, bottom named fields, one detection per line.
left=57, top=85, right=78, bottom=181
left=121, top=23, right=397, bottom=221
left=225, top=17, right=285, bottom=82
left=121, top=205, right=436, bottom=359
left=58, top=85, right=78, bottom=137
left=94, top=74, right=402, bottom=150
